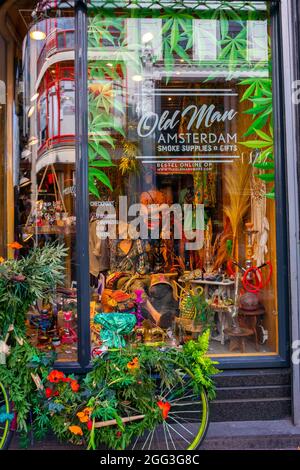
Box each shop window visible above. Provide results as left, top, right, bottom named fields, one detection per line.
left=87, top=1, right=278, bottom=358
left=15, top=17, right=77, bottom=362
left=14, top=0, right=283, bottom=366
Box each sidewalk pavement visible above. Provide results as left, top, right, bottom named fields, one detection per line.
left=9, top=419, right=300, bottom=450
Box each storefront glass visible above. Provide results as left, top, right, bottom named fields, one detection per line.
left=17, top=15, right=78, bottom=362
left=14, top=0, right=281, bottom=364
left=87, top=1, right=278, bottom=357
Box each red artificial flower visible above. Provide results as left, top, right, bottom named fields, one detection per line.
left=157, top=401, right=171, bottom=420
left=45, top=388, right=60, bottom=398
left=116, top=431, right=122, bottom=438
left=70, top=380, right=80, bottom=392
left=87, top=420, right=93, bottom=431
left=48, top=370, right=65, bottom=384
left=62, top=377, right=72, bottom=383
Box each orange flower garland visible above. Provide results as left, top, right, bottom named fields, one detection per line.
left=69, top=425, right=83, bottom=436
left=77, top=408, right=92, bottom=424
left=127, top=357, right=139, bottom=371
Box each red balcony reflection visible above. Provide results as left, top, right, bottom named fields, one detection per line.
left=37, top=29, right=75, bottom=76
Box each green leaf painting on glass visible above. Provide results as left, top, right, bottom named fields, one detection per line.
left=239, top=76, right=274, bottom=198
left=161, top=10, right=194, bottom=75
left=88, top=12, right=127, bottom=197
left=87, top=3, right=274, bottom=198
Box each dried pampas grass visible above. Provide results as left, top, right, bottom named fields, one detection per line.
left=213, top=218, right=233, bottom=270
left=223, top=159, right=251, bottom=260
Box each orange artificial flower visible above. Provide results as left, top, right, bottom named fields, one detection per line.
left=69, top=425, right=83, bottom=436
left=157, top=401, right=171, bottom=420
left=0, top=257, right=5, bottom=264
left=70, top=380, right=80, bottom=392
left=48, top=370, right=66, bottom=384
left=77, top=413, right=89, bottom=423
left=77, top=407, right=92, bottom=423
left=7, top=242, right=23, bottom=250
left=127, top=357, right=139, bottom=371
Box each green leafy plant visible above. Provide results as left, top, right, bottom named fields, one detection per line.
left=0, top=243, right=67, bottom=336
left=0, top=244, right=67, bottom=433
left=0, top=343, right=54, bottom=435
left=190, top=292, right=214, bottom=328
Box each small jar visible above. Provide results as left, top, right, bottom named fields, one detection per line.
left=52, top=336, right=61, bottom=347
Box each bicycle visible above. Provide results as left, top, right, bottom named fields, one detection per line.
left=91, top=352, right=210, bottom=451
left=0, top=382, right=14, bottom=450
left=0, top=342, right=211, bottom=451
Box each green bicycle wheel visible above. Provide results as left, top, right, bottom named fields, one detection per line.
left=0, top=382, right=13, bottom=450
left=129, top=366, right=209, bottom=451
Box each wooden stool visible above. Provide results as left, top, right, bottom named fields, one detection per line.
left=224, top=327, right=253, bottom=353
left=238, top=308, right=265, bottom=351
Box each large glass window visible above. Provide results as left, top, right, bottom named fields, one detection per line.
left=87, top=1, right=278, bottom=357
left=13, top=0, right=284, bottom=366
left=16, top=15, right=77, bottom=362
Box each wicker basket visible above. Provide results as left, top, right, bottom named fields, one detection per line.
left=175, top=317, right=203, bottom=333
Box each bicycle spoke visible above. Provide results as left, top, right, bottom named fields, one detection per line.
left=147, top=429, right=155, bottom=450
left=168, top=416, right=194, bottom=436
left=165, top=422, right=191, bottom=445
left=142, top=430, right=152, bottom=450
left=131, top=434, right=140, bottom=450
left=168, top=414, right=201, bottom=423
left=170, top=393, right=198, bottom=404
left=169, top=407, right=203, bottom=412
left=162, top=421, right=170, bottom=450
left=160, top=381, right=179, bottom=401
left=128, top=367, right=208, bottom=451
left=164, top=421, right=177, bottom=450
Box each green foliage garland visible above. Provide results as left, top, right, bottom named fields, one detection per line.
left=28, top=332, right=218, bottom=451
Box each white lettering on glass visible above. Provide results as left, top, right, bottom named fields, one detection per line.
left=137, top=105, right=237, bottom=137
